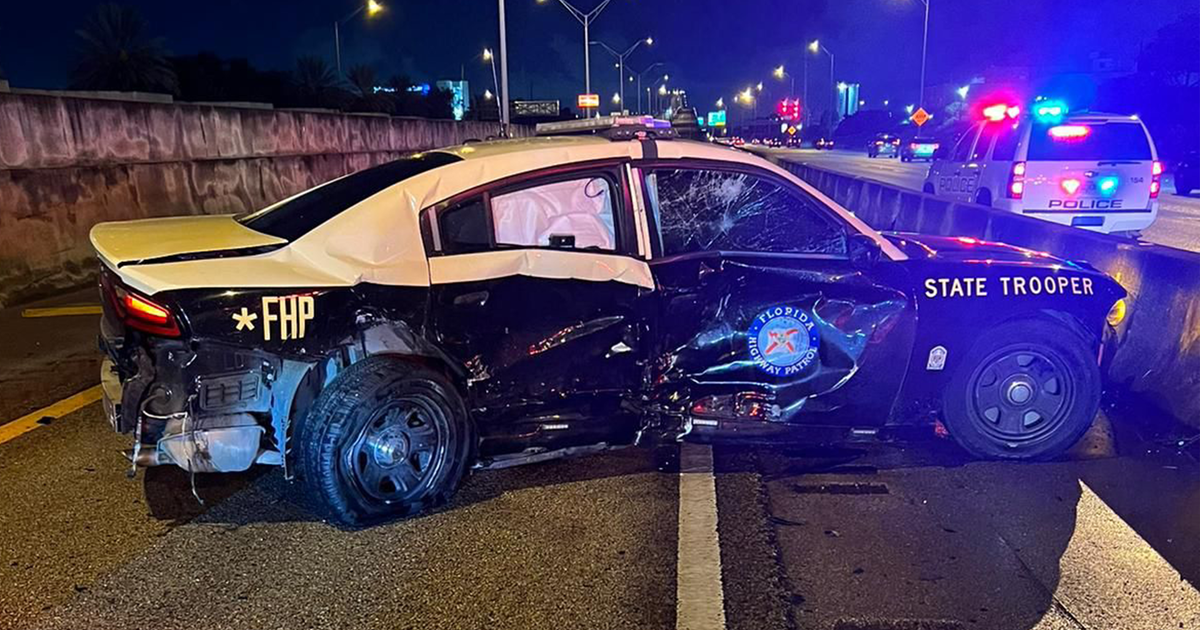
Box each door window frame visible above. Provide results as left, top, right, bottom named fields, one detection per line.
left=633, top=159, right=855, bottom=263
left=421, top=159, right=640, bottom=259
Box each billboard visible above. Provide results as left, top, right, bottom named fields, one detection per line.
left=513, top=100, right=561, bottom=117
left=577, top=93, right=600, bottom=109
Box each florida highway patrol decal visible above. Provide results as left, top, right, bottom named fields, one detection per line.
left=747, top=305, right=821, bottom=377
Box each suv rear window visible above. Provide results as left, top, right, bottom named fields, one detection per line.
left=1026, top=122, right=1151, bottom=161
left=239, top=152, right=461, bottom=241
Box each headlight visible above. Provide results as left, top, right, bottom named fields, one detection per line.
left=1106, top=298, right=1127, bottom=327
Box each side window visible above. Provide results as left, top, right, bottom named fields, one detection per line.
left=992, top=122, right=1020, bottom=161
left=491, top=176, right=617, bottom=250
left=646, top=168, right=847, bottom=257
left=971, top=124, right=998, bottom=162
left=439, top=197, right=490, bottom=254
left=952, top=126, right=979, bottom=162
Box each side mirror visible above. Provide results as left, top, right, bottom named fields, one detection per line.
left=848, top=233, right=882, bottom=268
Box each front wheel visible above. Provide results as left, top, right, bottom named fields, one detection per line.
left=295, top=357, right=474, bottom=526
left=942, top=320, right=1100, bottom=461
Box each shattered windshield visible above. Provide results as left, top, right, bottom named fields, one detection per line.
left=645, top=168, right=848, bottom=257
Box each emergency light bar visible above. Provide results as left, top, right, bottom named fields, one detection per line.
left=535, top=115, right=676, bottom=139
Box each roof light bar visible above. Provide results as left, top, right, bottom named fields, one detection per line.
left=535, top=115, right=673, bottom=137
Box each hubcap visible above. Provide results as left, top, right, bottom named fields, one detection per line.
left=969, top=349, right=1073, bottom=446
left=345, top=397, right=447, bottom=504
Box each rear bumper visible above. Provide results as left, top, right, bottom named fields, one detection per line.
left=995, top=200, right=1158, bottom=233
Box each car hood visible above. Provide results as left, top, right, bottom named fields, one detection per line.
left=90, top=215, right=287, bottom=268
left=883, top=233, right=1087, bottom=269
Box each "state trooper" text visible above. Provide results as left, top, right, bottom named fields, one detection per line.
left=924, top=276, right=1094, bottom=298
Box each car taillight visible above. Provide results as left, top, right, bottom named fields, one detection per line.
left=892, top=139, right=900, bottom=145
left=1007, top=161, right=1026, bottom=199
left=1151, top=161, right=1163, bottom=198
left=111, top=285, right=181, bottom=337
left=1061, top=178, right=1082, bottom=195
left=910, top=143, right=919, bottom=149
left=1152, top=161, right=1163, bottom=176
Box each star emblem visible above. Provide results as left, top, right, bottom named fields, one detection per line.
left=232, top=307, right=258, bottom=332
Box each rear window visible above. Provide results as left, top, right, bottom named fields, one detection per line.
left=239, top=152, right=461, bottom=240
left=1026, top=122, right=1151, bottom=162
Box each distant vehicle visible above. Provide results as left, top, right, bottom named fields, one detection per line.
left=814, top=138, right=835, bottom=150
left=901, top=136, right=940, bottom=162
left=732, top=137, right=745, bottom=147
left=868, top=134, right=901, bottom=158
left=924, top=104, right=1161, bottom=236
left=1173, top=149, right=1198, bottom=197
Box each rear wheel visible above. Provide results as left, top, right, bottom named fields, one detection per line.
left=942, top=320, right=1100, bottom=461
left=295, top=357, right=474, bottom=526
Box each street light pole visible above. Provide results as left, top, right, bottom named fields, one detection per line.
left=540, top=0, right=613, bottom=115
left=591, top=37, right=652, bottom=113
left=809, top=40, right=835, bottom=120
left=498, top=0, right=510, bottom=131
left=918, top=0, right=929, bottom=109
left=628, top=62, right=664, bottom=114
left=333, top=0, right=384, bottom=77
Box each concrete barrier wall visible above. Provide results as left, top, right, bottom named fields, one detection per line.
left=774, top=156, right=1200, bottom=429
left=0, top=92, right=520, bottom=307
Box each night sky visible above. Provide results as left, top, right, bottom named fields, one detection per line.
left=0, top=0, right=1193, bottom=115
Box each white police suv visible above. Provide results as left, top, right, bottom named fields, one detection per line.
left=924, top=102, right=1162, bottom=236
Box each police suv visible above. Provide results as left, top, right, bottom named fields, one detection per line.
left=92, top=116, right=1127, bottom=525
left=923, top=103, right=1162, bottom=235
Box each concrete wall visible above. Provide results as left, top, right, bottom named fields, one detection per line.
left=0, top=92, right=518, bottom=307
left=772, top=156, right=1200, bottom=428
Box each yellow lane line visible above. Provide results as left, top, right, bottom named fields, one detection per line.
left=0, top=385, right=103, bottom=446
left=20, top=305, right=103, bottom=318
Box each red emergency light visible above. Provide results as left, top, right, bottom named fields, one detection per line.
left=776, top=98, right=802, bottom=121
left=1049, top=125, right=1091, bottom=139
left=982, top=103, right=1021, bottom=122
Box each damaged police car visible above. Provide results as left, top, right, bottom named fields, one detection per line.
left=92, top=116, right=1127, bottom=525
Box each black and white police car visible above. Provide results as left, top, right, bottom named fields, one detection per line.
left=92, top=116, right=1127, bottom=525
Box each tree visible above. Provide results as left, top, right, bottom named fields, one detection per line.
left=346, top=64, right=392, bottom=113
left=293, top=56, right=347, bottom=109
left=1138, top=12, right=1200, bottom=88
left=70, top=4, right=177, bottom=94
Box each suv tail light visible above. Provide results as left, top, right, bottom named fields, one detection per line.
left=102, top=277, right=182, bottom=337
left=1007, top=161, right=1026, bottom=199
left=1151, top=161, right=1163, bottom=198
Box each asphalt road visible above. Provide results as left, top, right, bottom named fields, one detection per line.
left=3, top=294, right=1200, bottom=630
left=762, top=148, right=1200, bottom=253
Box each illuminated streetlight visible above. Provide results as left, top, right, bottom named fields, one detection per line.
left=810, top=40, right=836, bottom=119
left=482, top=48, right=493, bottom=62
left=484, top=89, right=494, bottom=99
left=612, top=92, right=621, bottom=104
left=772, top=64, right=795, bottom=96
left=883, top=99, right=889, bottom=106
left=957, top=84, right=970, bottom=99
left=541, top=0, right=616, bottom=106
left=837, top=82, right=848, bottom=91
left=334, top=0, right=385, bottom=76
left=756, top=81, right=764, bottom=92
left=659, top=85, right=667, bottom=95
left=592, top=36, right=653, bottom=109
left=905, top=104, right=915, bottom=114
left=716, top=97, right=724, bottom=108
left=808, top=40, right=820, bottom=54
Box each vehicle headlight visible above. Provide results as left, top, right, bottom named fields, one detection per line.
left=1106, top=298, right=1127, bottom=327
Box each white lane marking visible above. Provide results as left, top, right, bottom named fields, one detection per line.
left=1041, top=481, right=1200, bottom=628
left=676, top=443, right=727, bottom=630
left=0, top=385, right=103, bottom=445
left=20, top=305, right=103, bottom=318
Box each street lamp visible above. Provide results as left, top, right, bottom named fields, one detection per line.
left=809, top=40, right=835, bottom=119
left=591, top=36, right=652, bottom=109
left=334, top=0, right=384, bottom=77
left=716, top=97, right=724, bottom=108
left=538, top=0, right=614, bottom=107
left=484, top=89, right=494, bottom=99
left=773, top=65, right=796, bottom=97
left=957, top=84, right=970, bottom=99
left=914, top=0, right=930, bottom=109
left=905, top=104, right=915, bottom=114
left=628, top=61, right=664, bottom=114
left=481, top=48, right=500, bottom=115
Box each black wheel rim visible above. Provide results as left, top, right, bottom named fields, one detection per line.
left=968, top=347, right=1075, bottom=447
left=344, top=395, right=449, bottom=505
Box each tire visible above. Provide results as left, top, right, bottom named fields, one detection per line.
left=295, top=357, right=474, bottom=526
left=942, top=320, right=1100, bottom=461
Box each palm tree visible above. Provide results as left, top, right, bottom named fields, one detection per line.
left=346, top=64, right=392, bottom=113
left=293, top=56, right=346, bottom=109
left=71, top=4, right=177, bottom=94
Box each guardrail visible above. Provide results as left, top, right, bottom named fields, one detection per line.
left=768, top=154, right=1200, bottom=430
